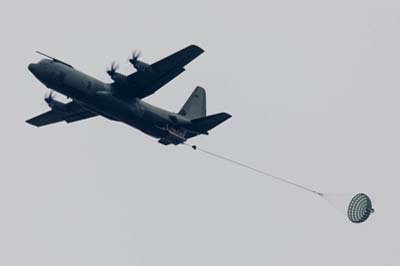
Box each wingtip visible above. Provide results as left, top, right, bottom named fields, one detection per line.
left=188, top=44, right=204, bottom=54
left=25, top=120, right=39, bottom=127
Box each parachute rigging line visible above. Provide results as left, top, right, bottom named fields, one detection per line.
left=184, top=144, right=374, bottom=223
left=185, top=144, right=323, bottom=197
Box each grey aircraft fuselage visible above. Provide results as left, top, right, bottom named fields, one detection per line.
left=28, top=59, right=191, bottom=139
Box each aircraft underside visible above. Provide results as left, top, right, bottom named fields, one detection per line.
left=26, top=45, right=231, bottom=145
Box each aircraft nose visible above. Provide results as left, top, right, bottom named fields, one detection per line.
left=28, top=63, right=36, bottom=73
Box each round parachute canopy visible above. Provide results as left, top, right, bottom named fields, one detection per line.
left=347, top=193, right=374, bottom=223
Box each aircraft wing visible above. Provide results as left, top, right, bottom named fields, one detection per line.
left=117, top=45, right=204, bottom=99
left=26, top=101, right=98, bottom=127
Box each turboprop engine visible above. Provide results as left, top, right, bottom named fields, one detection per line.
left=129, top=50, right=153, bottom=73
left=44, top=91, right=68, bottom=113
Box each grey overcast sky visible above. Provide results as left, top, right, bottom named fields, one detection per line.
left=1, top=0, right=399, bottom=265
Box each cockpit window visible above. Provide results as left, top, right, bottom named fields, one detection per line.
left=39, top=59, right=52, bottom=64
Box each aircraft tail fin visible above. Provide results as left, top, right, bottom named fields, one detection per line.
left=178, top=86, right=206, bottom=120
left=187, top=112, right=232, bottom=133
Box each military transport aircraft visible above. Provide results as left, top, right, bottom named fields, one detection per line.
left=27, top=45, right=231, bottom=145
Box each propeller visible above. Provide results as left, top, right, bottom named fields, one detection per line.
left=107, top=61, right=119, bottom=77
left=44, top=91, right=56, bottom=104
left=129, top=50, right=142, bottom=65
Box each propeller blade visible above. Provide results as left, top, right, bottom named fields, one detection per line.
left=44, top=91, right=56, bottom=104
left=107, top=61, right=119, bottom=76
left=129, top=50, right=142, bottom=64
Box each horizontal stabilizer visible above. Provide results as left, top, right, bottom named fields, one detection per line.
left=187, top=112, right=232, bottom=133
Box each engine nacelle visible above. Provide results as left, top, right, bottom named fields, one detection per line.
left=132, top=60, right=153, bottom=73
left=109, top=72, right=128, bottom=83
left=46, top=98, right=68, bottom=113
